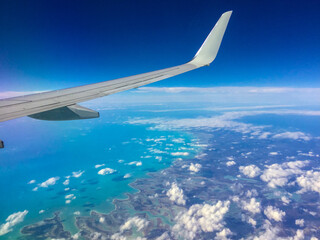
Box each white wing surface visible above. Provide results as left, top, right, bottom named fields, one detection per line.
left=0, top=11, right=232, bottom=122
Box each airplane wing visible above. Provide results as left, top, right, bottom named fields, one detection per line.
left=0, top=11, right=232, bottom=123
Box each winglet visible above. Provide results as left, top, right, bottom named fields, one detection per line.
left=189, top=11, right=232, bottom=67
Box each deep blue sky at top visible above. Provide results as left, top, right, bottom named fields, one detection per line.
left=0, top=0, right=319, bottom=91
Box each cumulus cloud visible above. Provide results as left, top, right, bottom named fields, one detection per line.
left=166, top=182, right=186, bottom=205
left=0, top=210, right=28, bottom=236
left=226, top=161, right=236, bottom=166
left=155, top=232, right=171, bottom=240
left=246, top=217, right=257, bottom=227
left=273, top=132, right=311, bottom=141
left=28, top=180, right=36, bottom=184
left=295, top=219, right=304, bottom=227
left=189, top=163, right=202, bottom=173
left=72, top=170, right=85, bottom=178
left=246, top=189, right=258, bottom=198
left=269, top=152, right=279, bottom=156
left=241, top=198, right=261, bottom=214
left=98, top=168, right=117, bottom=175
left=258, top=132, right=271, bottom=139
left=264, top=206, right=285, bottom=222
left=215, top=228, right=232, bottom=240
left=95, top=164, right=105, bottom=168
left=127, top=161, right=142, bottom=166
left=281, top=196, right=291, bottom=205
left=123, top=173, right=131, bottom=179
left=111, top=216, right=149, bottom=240
left=260, top=161, right=309, bottom=188
left=63, top=179, right=70, bottom=186
left=65, top=193, right=76, bottom=204
left=247, top=220, right=304, bottom=240
left=171, top=152, right=189, bottom=156
left=239, top=165, right=261, bottom=178
left=296, top=170, right=320, bottom=194
left=39, top=177, right=60, bottom=188
left=172, top=201, right=230, bottom=240
left=120, top=216, right=149, bottom=232
left=65, top=194, right=75, bottom=199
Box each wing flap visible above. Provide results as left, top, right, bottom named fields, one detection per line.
left=28, top=104, right=99, bottom=121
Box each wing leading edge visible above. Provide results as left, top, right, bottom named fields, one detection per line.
left=0, top=11, right=232, bottom=123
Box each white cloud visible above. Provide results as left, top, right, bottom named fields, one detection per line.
left=64, top=194, right=76, bottom=204
left=137, top=86, right=320, bottom=95
left=264, top=206, right=285, bottom=222
left=295, top=219, right=304, bottom=227
left=111, top=216, right=149, bottom=240
left=65, top=194, right=75, bottom=199
left=189, top=163, right=202, bottom=173
left=171, top=152, right=189, bottom=156
left=98, top=168, right=117, bottom=175
left=260, top=161, right=309, bottom=188
left=239, top=165, right=261, bottom=178
left=281, top=196, right=291, bottom=205
left=247, top=220, right=304, bottom=240
left=39, top=177, right=60, bottom=188
left=215, top=228, right=232, bottom=240
left=226, top=161, right=236, bottom=166
left=155, top=232, right=171, bottom=240
left=247, top=217, right=257, bottom=227
left=241, top=198, right=261, bottom=214
left=127, top=161, right=142, bottom=166
left=28, top=180, right=36, bottom=184
left=74, top=211, right=80, bottom=216
left=296, top=170, right=320, bottom=194
left=246, top=189, right=258, bottom=198
left=72, top=170, right=85, bottom=178
left=172, top=201, right=230, bottom=240
left=127, top=109, right=319, bottom=141
left=258, top=132, right=271, bottom=139
left=63, top=179, right=70, bottom=186
left=39, top=210, right=45, bottom=214
left=0, top=210, right=28, bottom=236
left=95, top=164, right=105, bottom=168
left=123, top=173, right=131, bottom=179
left=166, top=182, right=186, bottom=205
left=120, top=216, right=149, bottom=232
left=273, top=132, right=311, bottom=141
left=99, top=217, right=105, bottom=223
left=269, top=152, right=279, bottom=156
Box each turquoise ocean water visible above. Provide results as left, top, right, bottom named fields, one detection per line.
left=0, top=107, right=202, bottom=239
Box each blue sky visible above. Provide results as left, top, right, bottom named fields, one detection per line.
left=0, top=0, right=319, bottom=92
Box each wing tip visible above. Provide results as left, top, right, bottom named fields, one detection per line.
left=189, top=10, right=232, bottom=67
left=223, top=10, right=233, bottom=16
